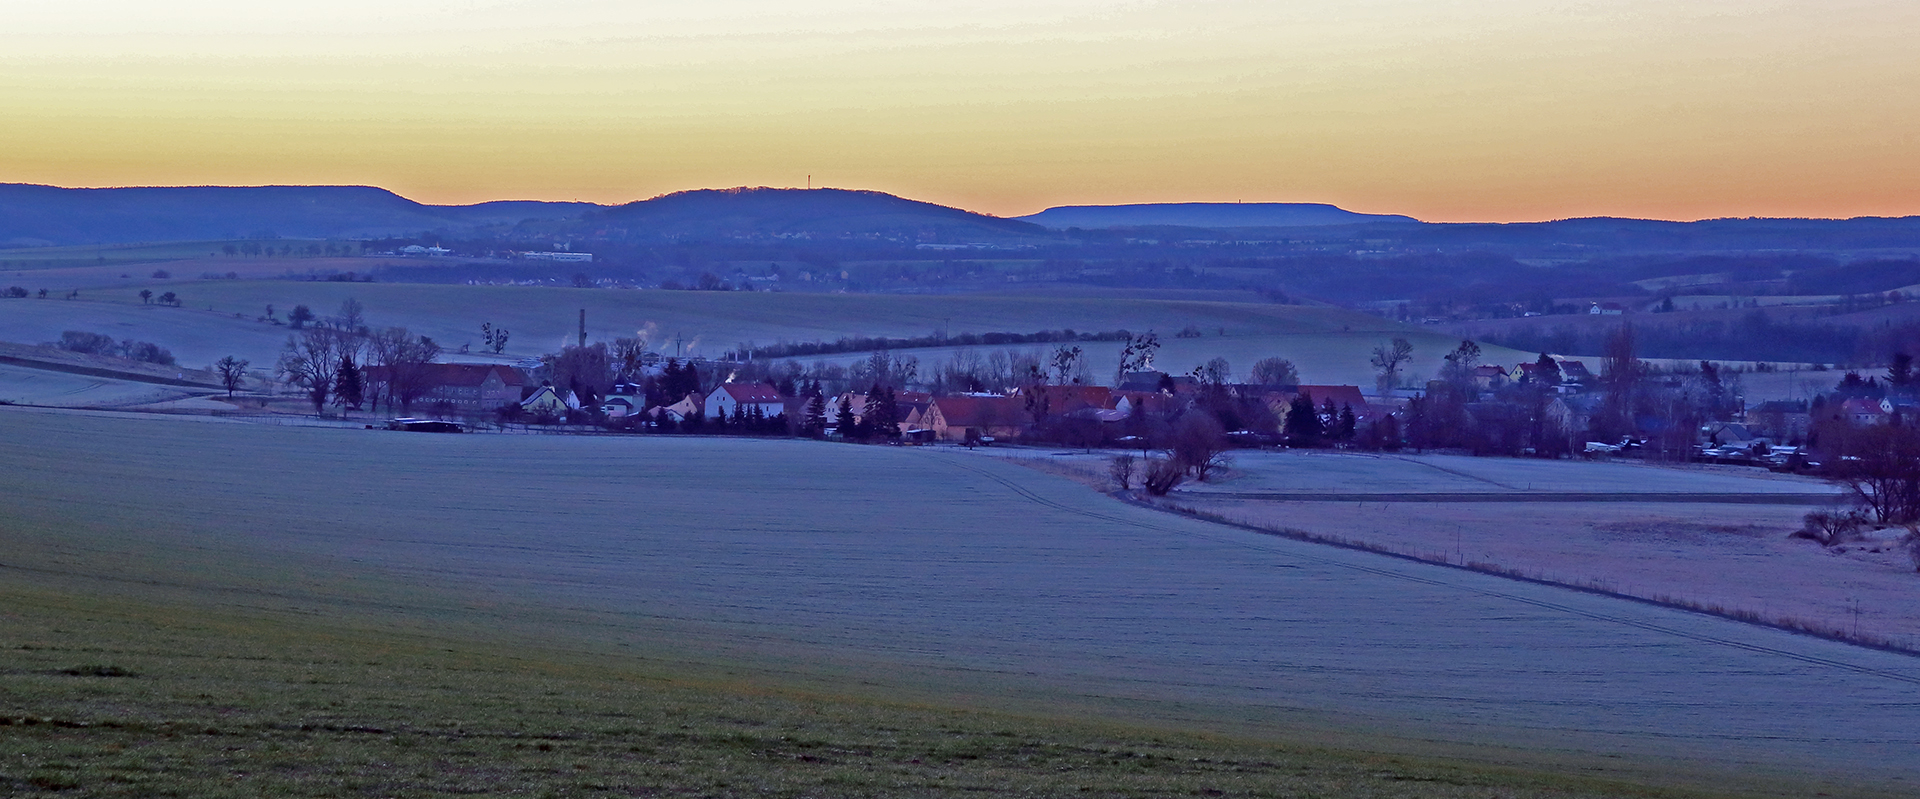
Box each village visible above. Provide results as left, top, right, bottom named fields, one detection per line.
left=349, top=329, right=1862, bottom=481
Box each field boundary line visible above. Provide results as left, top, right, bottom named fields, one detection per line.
left=1380, top=454, right=1519, bottom=489
left=1182, top=491, right=1843, bottom=504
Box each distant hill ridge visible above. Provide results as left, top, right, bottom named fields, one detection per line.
left=0, top=184, right=595, bottom=247
left=1018, top=202, right=1421, bottom=229
left=584, top=187, right=1048, bottom=243
left=4, top=183, right=1916, bottom=250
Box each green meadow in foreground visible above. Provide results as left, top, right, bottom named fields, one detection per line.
left=1, top=584, right=1736, bottom=799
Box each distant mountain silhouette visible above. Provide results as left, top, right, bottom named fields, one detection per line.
left=0, top=184, right=595, bottom=247
left=582, top=187, right=1049, bottom=243
left=1017, top=202, right=1420, bottom=229
left=1324, top=215, right=1920, bottom=253
left=5, top=183, right=1913, bottom=255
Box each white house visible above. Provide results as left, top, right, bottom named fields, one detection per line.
left=520, top=384, right=569, bottom=417
left=705, top=383, right=785, bottom=420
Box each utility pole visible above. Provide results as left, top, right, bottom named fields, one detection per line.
left=578, top=309, right=586, bottom=348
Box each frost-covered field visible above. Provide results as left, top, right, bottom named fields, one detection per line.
left=0, top=280, right=1466, bottom=384
left=4, top=407, right=1918, bottom=790
left=1182, top=450, right=1843, bottom=496
left=1009, top=448, right=1912, bottom=648
left=0, top=363, right=199, bottom=407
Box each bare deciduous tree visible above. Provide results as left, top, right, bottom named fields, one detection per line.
left=1251, top=357, right=1299, bottom=386
left=337, top=298, right=366, bottom=333
left=277, top=327, right=359, bottom=414
left=1171, top=412, right=1230, bottom=481
left=215, top=356, right=249, bottom=397
left=1827, top=423, right=1920, bottom=526
left=1370, top=338, right=1413, bottom=395
left=368, top=327, right=441, bottom=414
left=1109, top=453, right=1137, bottom=491
left=545, top=343, right=614, bottom=410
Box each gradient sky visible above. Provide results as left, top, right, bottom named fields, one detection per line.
left=2, top=1, right=1916, bottom=221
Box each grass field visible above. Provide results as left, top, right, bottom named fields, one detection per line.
left=0, top=279, right=1516, bottom=387
left=3, top=584, right=1744, bottom=799
left=0, top=364, right=202, bottom=408
left=3, top=407, right=1918, bottom=796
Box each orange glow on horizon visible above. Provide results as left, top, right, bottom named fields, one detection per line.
left=1, top=1, right=1915, bottom=223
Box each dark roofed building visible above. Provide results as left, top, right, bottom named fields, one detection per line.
left=924, top=395, right=1031, bottom=443
left=363, top=363, right=525, bottom=413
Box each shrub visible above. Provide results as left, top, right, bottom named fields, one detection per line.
left=1142, top=458, right=1186, bottom=496
left=56, top=330, right=117, bottom=355
left=61, top=664, right=136, bottom=677
left=121, top=340, right=176, bottom=365
left=1794, top=509, right=1867, bottom=546
left=1109, top=454, right=1137, bottom=491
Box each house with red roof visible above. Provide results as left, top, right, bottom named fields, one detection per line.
left=923, top=395, right=1031, bottom=443
left=363, top=363, right=525, bottom=414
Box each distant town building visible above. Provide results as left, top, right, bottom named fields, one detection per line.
left=521, top=251, right=594, bottom=263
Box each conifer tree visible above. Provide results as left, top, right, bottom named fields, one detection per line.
left=834, top=397, right=856, bottom=438
left=333, top=353, right=364, bottom=413
left=804, top=394, right=827, bottom=437
left=1285, top=392, right=1323, bottom=446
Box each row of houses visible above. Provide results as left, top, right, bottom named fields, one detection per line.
left=354, top=361, right=1393, bottom=444
left=667, top=380, right=1379, bottom=444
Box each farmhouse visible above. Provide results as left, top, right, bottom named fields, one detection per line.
left=1015, top=384, right=1113, bottom=415
left=923, top=395, right=1030, bottom=443
left=705, top=383, right=785, bottom=420
left=1745, top=399, right=1811, bottom=441
left=1558, top=360, right=1594, bottom=385
left=363, top=363, right=524, bottom=413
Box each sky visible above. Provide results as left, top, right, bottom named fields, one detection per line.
left=2, top=0, right=1916, bottom=221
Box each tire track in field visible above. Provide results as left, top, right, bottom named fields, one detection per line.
left=1379, top=453, right=1521, bottom=489
left=936, top=452, right=1920, bottom=688
left=933, top=455, right=1298, bottom=567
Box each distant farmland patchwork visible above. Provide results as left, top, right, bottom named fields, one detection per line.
left=0, top=279, right=1514, bottom=387
left=2, top=407, right=1917, bottom=797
